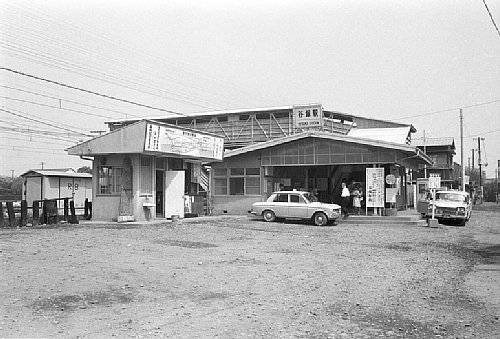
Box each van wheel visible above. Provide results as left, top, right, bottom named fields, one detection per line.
left=262, top=210, right=275, bottom=222
left=313, top=212, right=328, bottom=226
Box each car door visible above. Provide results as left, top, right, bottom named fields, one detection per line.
left=272, top=193, right=290, bottom=218
left=287, top=193, right=309, bottom=219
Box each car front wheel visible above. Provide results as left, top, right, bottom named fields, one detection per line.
left=262, top=210, right=276, bottom=222
left=313, top=212, right=328, bottom=226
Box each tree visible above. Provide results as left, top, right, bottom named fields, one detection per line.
left=77, top=166, right=92, bottom=174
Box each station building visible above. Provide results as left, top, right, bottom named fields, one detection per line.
left=95, top=104, right=431, bottom=219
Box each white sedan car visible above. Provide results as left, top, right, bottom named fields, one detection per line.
left=250, top=190, right=341, bottom=226
left=427, top=190, right=472, bottom=226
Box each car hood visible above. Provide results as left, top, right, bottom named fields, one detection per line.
left=309, top=202, right=341, bottom=209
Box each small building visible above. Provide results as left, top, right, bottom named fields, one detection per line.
left=411, top=137, right=458, bottom=189
left=67, top=120, right=224, bottom=222
left=21, top=168, right=92, bottom=208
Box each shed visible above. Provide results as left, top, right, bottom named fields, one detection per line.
left=21, top=168, right=92, bottom=208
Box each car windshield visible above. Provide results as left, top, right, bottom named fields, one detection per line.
left=436, top=193, right=467, bottom=202
left=303, top=192, right=318, bottom=203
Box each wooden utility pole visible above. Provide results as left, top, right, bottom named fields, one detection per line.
left=460, top=109, right=465, bottom=191
left=423, top=130, right=427, bottom=178
left=475, top=137, right=485, bottom=203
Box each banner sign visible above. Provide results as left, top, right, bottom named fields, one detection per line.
left=293, top=104, right=323, bottom=129
left=366, top=168, right=385, bottom=207
left=145, top=123, right=224, bottom=160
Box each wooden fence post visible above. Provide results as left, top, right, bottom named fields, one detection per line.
left=32, top=201, right=40, bottom=226
left=84, top=198, right=89, bottom=220
left=64, top=198, right=69, bottom=222
left=6, top=202, right=15, bottom=227
left=70, top=200, right=79, bottom=224
left=42, top=200, right=47, bottom=224
left=20, top=200, right=27, bottom=226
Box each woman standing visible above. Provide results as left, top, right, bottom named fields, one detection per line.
left=352, top=185, right=361, bottom=215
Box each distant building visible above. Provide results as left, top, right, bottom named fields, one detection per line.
left=21, top=168, right=92, bottom=208
left=411, top=137, right=459, bottom=189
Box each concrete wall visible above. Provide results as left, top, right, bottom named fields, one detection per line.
left=92, top=154, right=124, bottom=221
left=92, top=154, right=186, bottom=222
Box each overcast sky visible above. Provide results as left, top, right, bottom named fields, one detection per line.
left=1, top=0, right=499, bottom=178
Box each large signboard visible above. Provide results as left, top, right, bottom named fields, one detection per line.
left=293, top=104, right=323, bottom=129
left=366, top=168, right=385, bottom=207
left=145, top=123, right=224, bottom=160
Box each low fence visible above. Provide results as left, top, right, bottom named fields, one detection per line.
left=0, top=198, right=92, bottom=227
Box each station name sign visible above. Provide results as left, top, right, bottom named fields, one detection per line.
left=293, top=104, right=323, bottom=129
left=144, top=123, right=224, bottom=161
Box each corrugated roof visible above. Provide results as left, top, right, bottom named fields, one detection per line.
left=411, top=137, right=455, bottom=147
left=21, top=169, right=92, bottom=178
left=347, top=127, right=412, bottom=145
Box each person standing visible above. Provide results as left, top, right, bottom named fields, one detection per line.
left=352, top=185, right=361, bottom=215
left=340, top=182, right=350, bottom=219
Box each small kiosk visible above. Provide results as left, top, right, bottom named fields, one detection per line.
left=67, top=120, right=224, bottom=222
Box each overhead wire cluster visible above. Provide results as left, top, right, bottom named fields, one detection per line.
left=0, top=1, right=262, bottom=172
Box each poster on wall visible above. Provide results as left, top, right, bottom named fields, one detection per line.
left=366, top=168, right=384, bottom=207
left=144, top=123, right=224, bottom=160
left=293, top=104, right=323, bottom=129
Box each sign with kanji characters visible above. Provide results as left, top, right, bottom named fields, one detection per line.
left=145, top=123, right=224, bottom=160
left=428, top=174, right=441, bottom=189
left=366, top=168, right=385, bottom=207
left=293, top=104, right=323, bottom=129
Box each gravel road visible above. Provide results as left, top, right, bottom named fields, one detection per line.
left=1, top=204, right=499, bottom=338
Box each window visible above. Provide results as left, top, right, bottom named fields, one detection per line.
left=212, top=167, right=261, bottom=195
left=214, top=178, right=227, bottom=195
left=98, top=166, right=122, bottom=194
left=229, top=178, right=244, bottom=195
left=277, top=194, right=288, bottom=202
left=140, top=156, right=153, bottom=194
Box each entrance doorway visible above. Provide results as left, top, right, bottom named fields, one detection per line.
left=156, top=170, right=164, bottom=217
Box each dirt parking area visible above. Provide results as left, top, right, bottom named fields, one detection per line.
left=1, top=205, right=499, bottom=338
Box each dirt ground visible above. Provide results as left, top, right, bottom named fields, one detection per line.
left=1, top=204, right=499, bottom=339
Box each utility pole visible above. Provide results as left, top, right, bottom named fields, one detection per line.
left=474, top=137, right=485, bottom=203
left=40, top=162, right=45, bottom=170
left=423, top=129, right=427, bottom=178
left=460, top=109, right=465, bottom=191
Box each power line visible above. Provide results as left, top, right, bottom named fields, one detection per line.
left=391, top=99, right=500, bottom=121
left=0, top=67, right=190, bottom=118
left=0, top=84, right=141, bottom=119
left=0, top=106, right=91, bottom=137
left=0, top=95, right=119, bottom=121
left=482, top=0, right=500, bottom=37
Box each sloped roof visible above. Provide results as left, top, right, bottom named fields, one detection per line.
left=347, top=127, right=412, bottom=145
left=411, top=137, right=455, bottom=148
left=223, top=130, right=432, bottom=165
left=21, top=169, right=92, bottom=178
left=67, top=119, right=224, bottom=162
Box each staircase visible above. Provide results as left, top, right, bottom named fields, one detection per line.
left=340, top=211, right=427, bottom=226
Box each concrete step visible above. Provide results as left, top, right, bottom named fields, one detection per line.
left=339, top=214, right=427, bottom=226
